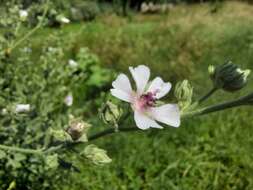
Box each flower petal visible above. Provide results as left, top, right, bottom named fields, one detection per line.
left=134, top=111, right=163, bottom=130
left=112, top=74, right=132, bottom=94
left=129, top=65, right=150, bottom=95
left=148, top=77, right=171, bottom=99
left=150, top=104, right=180, bottom=127
left=110, top=89, right=133, bottom=103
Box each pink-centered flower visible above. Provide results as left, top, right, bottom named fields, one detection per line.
left=110, top=65, right=180, bottom=130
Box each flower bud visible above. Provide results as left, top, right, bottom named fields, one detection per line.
left=56, top=15, right=70, bottom=24
left=99, top=101, right=122, bottom=125
left=83, top=144, right=112, bottom=165
left=210, top=62, right=251, bottom=92
left=68, top=59, right=78, bottom=68
left=64, top=93, right=73, bottom=106
left=15, top=104, right=30, bottom=113
left=174, top=80, right=193, bottom=110
left=67, top=118, right=91, bottom=141
left=19, top=10, right=28, bottom=21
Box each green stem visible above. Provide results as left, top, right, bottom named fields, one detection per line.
left=88, top=126, right=138, bottom=141
left=0, top=144, right=42, bottom=155
left=9, top=0, right=49, bottom=52
left=1, top=92, right=252, bottom=155
left=198, top=87, right=218, bottom=104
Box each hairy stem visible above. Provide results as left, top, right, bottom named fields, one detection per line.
left=88, top=127, right=138, bottom=141
left=0, top=92, right=252, bottom=154
left=0, top=144, right=42, bottom=155
left=9, top=0, right=49, bottom=52
left=198, top=87, right=218, bottom=104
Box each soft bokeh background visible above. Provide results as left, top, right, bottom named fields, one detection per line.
left=0, top=0, right=253, bottom=189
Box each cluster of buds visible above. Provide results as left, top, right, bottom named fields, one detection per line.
left=209, top=62, right=251, bottom=92
left=99, top=101, right=122, bottom=131
left=83, top=144, right=112, bottom=165
left=174, top=80, right=193, bottom=111
left=66, top=117, right=91, bottom=142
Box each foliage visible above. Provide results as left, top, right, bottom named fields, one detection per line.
left=0, top=1, right=253, bottom=190
left=0, top=9, right=114, bottom=189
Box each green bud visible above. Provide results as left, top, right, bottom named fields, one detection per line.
left=49, top=128, right=72, bottom=142
left=99, top=101, right=122, bottom=125
left=210, top=62, right=251, bottom=92
left=208, top=65, right=215, bottom=77
left=67, top=118, right=91, bottom=142
left=45, top=154, right=59, bottom=170
left=174, top=80, right=193, bottom=110
left=83, top=144, right=112, bottom=165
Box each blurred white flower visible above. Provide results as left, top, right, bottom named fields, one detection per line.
left=68, top=59, right=78, bottom=68
left=19, top=10, right=28, bottom=21
left=1, top=108, right=8, bottom=115
left=60, top=17, right=70, bottom=24
left=64, top=93, right=73, bottom=106
left=111, top=65, right=180, bottom=130
left=15, top=104, right=30, bottom=113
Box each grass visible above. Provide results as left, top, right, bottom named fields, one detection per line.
left=48, top=2, right=253, bottom=189
left=7, top=1, right=253, bottom=189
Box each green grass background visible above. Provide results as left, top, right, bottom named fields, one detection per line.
left=11, top=1, right=253, bottom=189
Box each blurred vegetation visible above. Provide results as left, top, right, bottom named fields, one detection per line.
left=0, top=0, right=253, bottom=189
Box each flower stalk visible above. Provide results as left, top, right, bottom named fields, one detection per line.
left=198, top=87, right=218, bottom=104
left=0, top=91, right=252, bottom=155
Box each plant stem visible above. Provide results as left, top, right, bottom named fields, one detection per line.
left=198, top=87, right=218, bottom=104
left=88, top=127, right=138, bottom=141
left=9, top=0, right=49, bottom=52
left=0, top=92, right=252, bottom=154
left=87, top=92, right=253, bottom=141
left=0, top=144, right=42, bottom=155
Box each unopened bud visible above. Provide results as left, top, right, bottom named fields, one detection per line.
left=1, top=108, right=8, bottom=115
left=99, top=101, right=122, bottom=125
left=208, top=65, right=215, bottom=77
left=64, top=93, right=73, bottom=106
left=19, top=10, right=28, bottom=21
left=15, top=104, right=30, bottom=113
left=210, top=62, right=251, bottom=92
left=68, top=59, right=78, bottom=68
left=56, top=15, right=70, bottom=24
left=83, top=144, right=112, bottom=165
left=174, top=80, right=193, bottom=110
left=67, top=118, right=91, bottom=141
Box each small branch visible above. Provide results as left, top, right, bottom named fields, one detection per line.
left=9, top=0, right=49, bottom=52
left=198, top=87, right=218, bottom=104
left=0, top=144, right=42, bottom=155
left=88, top=127, right=138, bottom=141
left=0, top=92, right=252, bottom=155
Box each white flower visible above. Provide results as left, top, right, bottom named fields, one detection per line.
left=1, top=108, right=8, bottom=115
left=68, top=59, right=78, bottom=68
left=110, top=65, right=180, bottom=130
left=19, top=10, right=28, bottom=21
left=64, top=93, right=73, bottom=106
left=15, top=104, right=30, bottom=113
left=60, top=17, right=70, bottom=24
